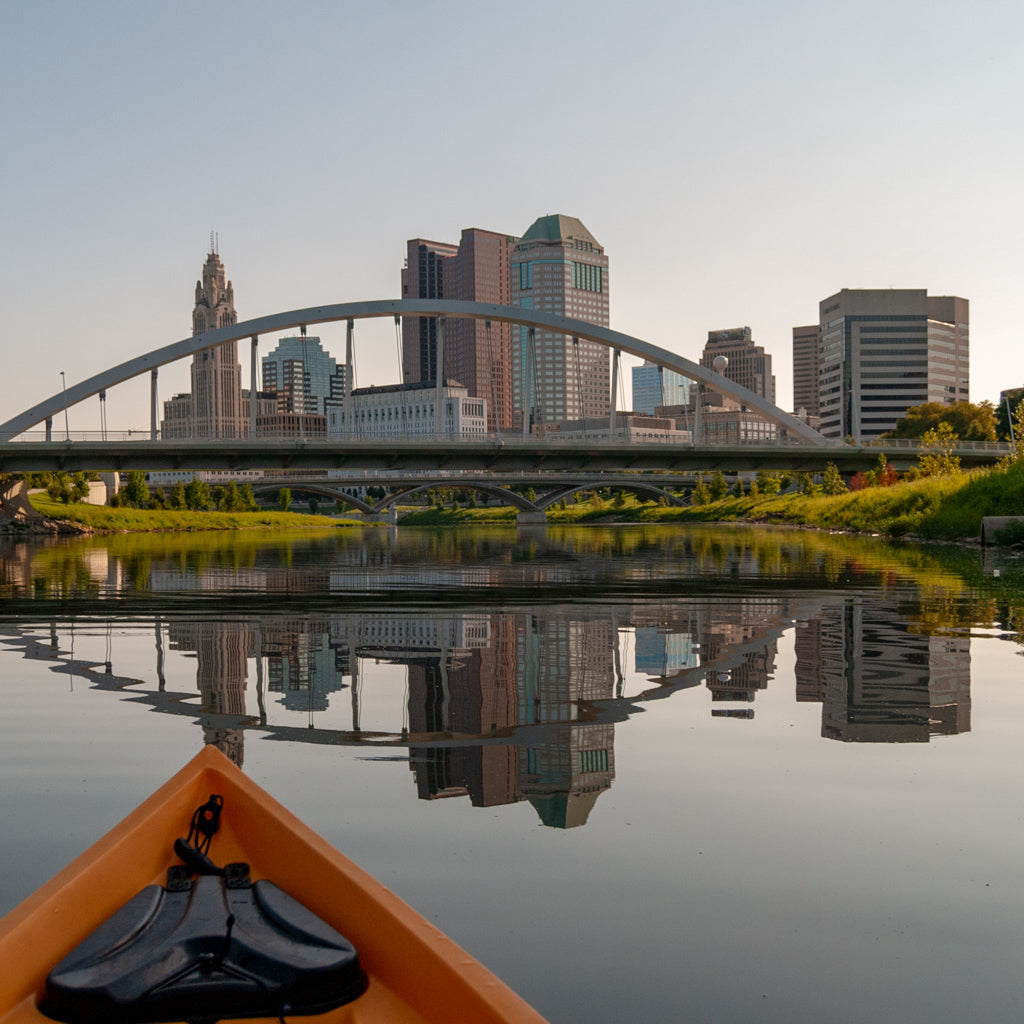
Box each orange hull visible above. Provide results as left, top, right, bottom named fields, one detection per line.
left=0, top=745, right=548, bottom=1024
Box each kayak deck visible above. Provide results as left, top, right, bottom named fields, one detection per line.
left=0, top=745, right=547, bottom=1024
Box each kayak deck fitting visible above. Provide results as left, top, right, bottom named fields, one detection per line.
left=0, top=745, right=548, bottom=1024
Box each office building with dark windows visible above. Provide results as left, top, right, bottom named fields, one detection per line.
left=261, top=335, right=346, bottom=416
left=401, top=238, right=458, bottom=385
left=817, top=289, right=969, bottom=440
left=400, top=229, right=517, bottom=432
left=792, top=324, right=821, bottom=417
left=700, top=327, right=776, bottom=403
left=632, top=360, right=691, bottom=414
left=510, top=214, right=609, bottom=430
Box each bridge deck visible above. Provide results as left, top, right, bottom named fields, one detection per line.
left=0, top=437, right=1009, bottom=475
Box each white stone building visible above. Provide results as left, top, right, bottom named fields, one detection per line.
left=328, top=380, right=487, bottom=438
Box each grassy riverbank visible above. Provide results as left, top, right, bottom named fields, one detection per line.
left=400, top=462, right=1024, bottom=540
left=24, top=463, right=1024, bottom=540
left=29, top=496, right=357, bottom=533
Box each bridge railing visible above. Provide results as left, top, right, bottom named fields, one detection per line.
left=8, top=429, right=839, bottom=449
left=5, top=430, right=1013, bottom=455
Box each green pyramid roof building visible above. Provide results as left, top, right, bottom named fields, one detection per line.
left=518, top=214, right=600, bottom=248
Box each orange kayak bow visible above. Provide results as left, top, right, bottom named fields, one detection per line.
left=0, top=745, right=548, bottom=1024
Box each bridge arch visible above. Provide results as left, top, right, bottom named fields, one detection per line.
left=249, top=482, right=376, bottom=514
left=0, top=299, right=823, bottom=444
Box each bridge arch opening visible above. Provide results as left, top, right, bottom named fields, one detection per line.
left=0, top=299, right=824, bottom=445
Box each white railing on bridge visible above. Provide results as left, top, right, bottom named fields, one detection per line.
left=5, top=430, right=1013, bottom=455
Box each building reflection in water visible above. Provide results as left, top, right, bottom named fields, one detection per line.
left=795, top=598, right=971, bottom=742
left=22, top=592, right=973, bottom=823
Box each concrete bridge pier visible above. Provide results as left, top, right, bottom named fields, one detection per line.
left=516, top=509, right=548, bottom=525
left=360, top=507, right=397, bottom=525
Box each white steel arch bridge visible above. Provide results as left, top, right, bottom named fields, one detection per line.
left=0, top=298, right=824, bottom=444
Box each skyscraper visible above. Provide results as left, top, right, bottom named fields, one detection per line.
left=445, top=228, right=516, bottom=432
left=162, top=248, right=245, bottom=439
left=400, top=229, right=516, bottom=432
left=700, top=327, right=776, bottom=403
left=817, top=289, right=969, bottom=440
left=401, top=238, right=458, bottom=385
left=261, top=335, right=346, bottom=415
left=632, top=361, right=690, bottom=414
left=510, top=215, right=609, bottom=430
left=792, top=324, right=821, bottom=417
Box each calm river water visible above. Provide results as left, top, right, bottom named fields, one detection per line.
left=1, top=524, right=1023, bottom=1023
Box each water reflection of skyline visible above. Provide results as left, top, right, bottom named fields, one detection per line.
left=3, top=592, right=972, bottom=828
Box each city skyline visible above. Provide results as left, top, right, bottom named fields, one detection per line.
left=2, top=3, right=1020, bottom=431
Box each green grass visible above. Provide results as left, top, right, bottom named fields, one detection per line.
left=29, top=496, right=360, bottom=533
left=395, top=462, right=1024, bottom=540
left=398, top=505, right=517, bottom=525
left=29, top=463, right=1024, bottom=539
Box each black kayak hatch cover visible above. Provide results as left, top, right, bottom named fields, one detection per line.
left=40, top=866, right=369, bottom=1024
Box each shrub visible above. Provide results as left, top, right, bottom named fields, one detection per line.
left=821, top=463, right=847, bottom=495
left=918, top=423, right=961, bottom=477
left=691, top=475, right=710, bottom=505
left=709, top=471, right=728, bottom=501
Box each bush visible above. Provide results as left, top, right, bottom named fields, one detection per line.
left=691, top=475, right=710, bottom=506
left=821, top=463, right=847, bottom=496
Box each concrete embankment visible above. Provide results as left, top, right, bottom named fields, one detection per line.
left=0, top=480, right=87, bottom=535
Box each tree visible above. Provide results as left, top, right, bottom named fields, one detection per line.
left=240, top=483, right=258, bottom=511
left=795, top=472, right=816, bottom=496
left=1006, top=400, right=1024, bottom=466
left=224, top=481, right=245, bottom=512
left=865, top=453, right=899, bottom=487
left=121, top=471, right=149, bottom=508
left=821, top=463, right=847, bottom=495
left=756, top=470, right=782, bottom=495
left=277, top=487, right=292, bottom=512
left=186, top=477, right=212, bottom=511
left=308, top=496, right=319, bottom=515
left=886, top=401, right=996, bottom=442
left=995, top=388, right=1024, bottom=442
left=46, top=472, right=73, bottom=504
left=691, top=475, right=710, bottom=505
left=731, top=476, right=745, bottom=498
left=71, top=474, right=90, bottom=503
left=169, top=481, right=187, bottom=509
left=709, top=471, right=728, bottom=501
left=917, top=422, right=961, bottom=477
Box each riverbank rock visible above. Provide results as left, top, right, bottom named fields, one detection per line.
left=0, top=480, right=92, bottom=536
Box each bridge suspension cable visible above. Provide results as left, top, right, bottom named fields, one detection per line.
left=572, top=336, right=584, bottom=428
left=0, top=298, right=828, bottom=445
left=486, top=320, right=501, bottom=440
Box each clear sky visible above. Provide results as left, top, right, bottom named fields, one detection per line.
left=3, top=0, right=1021, bottom=434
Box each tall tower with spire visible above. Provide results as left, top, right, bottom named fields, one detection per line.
left=189, top=246, right=244, bottom=438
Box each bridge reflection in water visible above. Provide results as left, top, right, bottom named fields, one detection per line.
left=4, top=592, right=972, bottom=829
